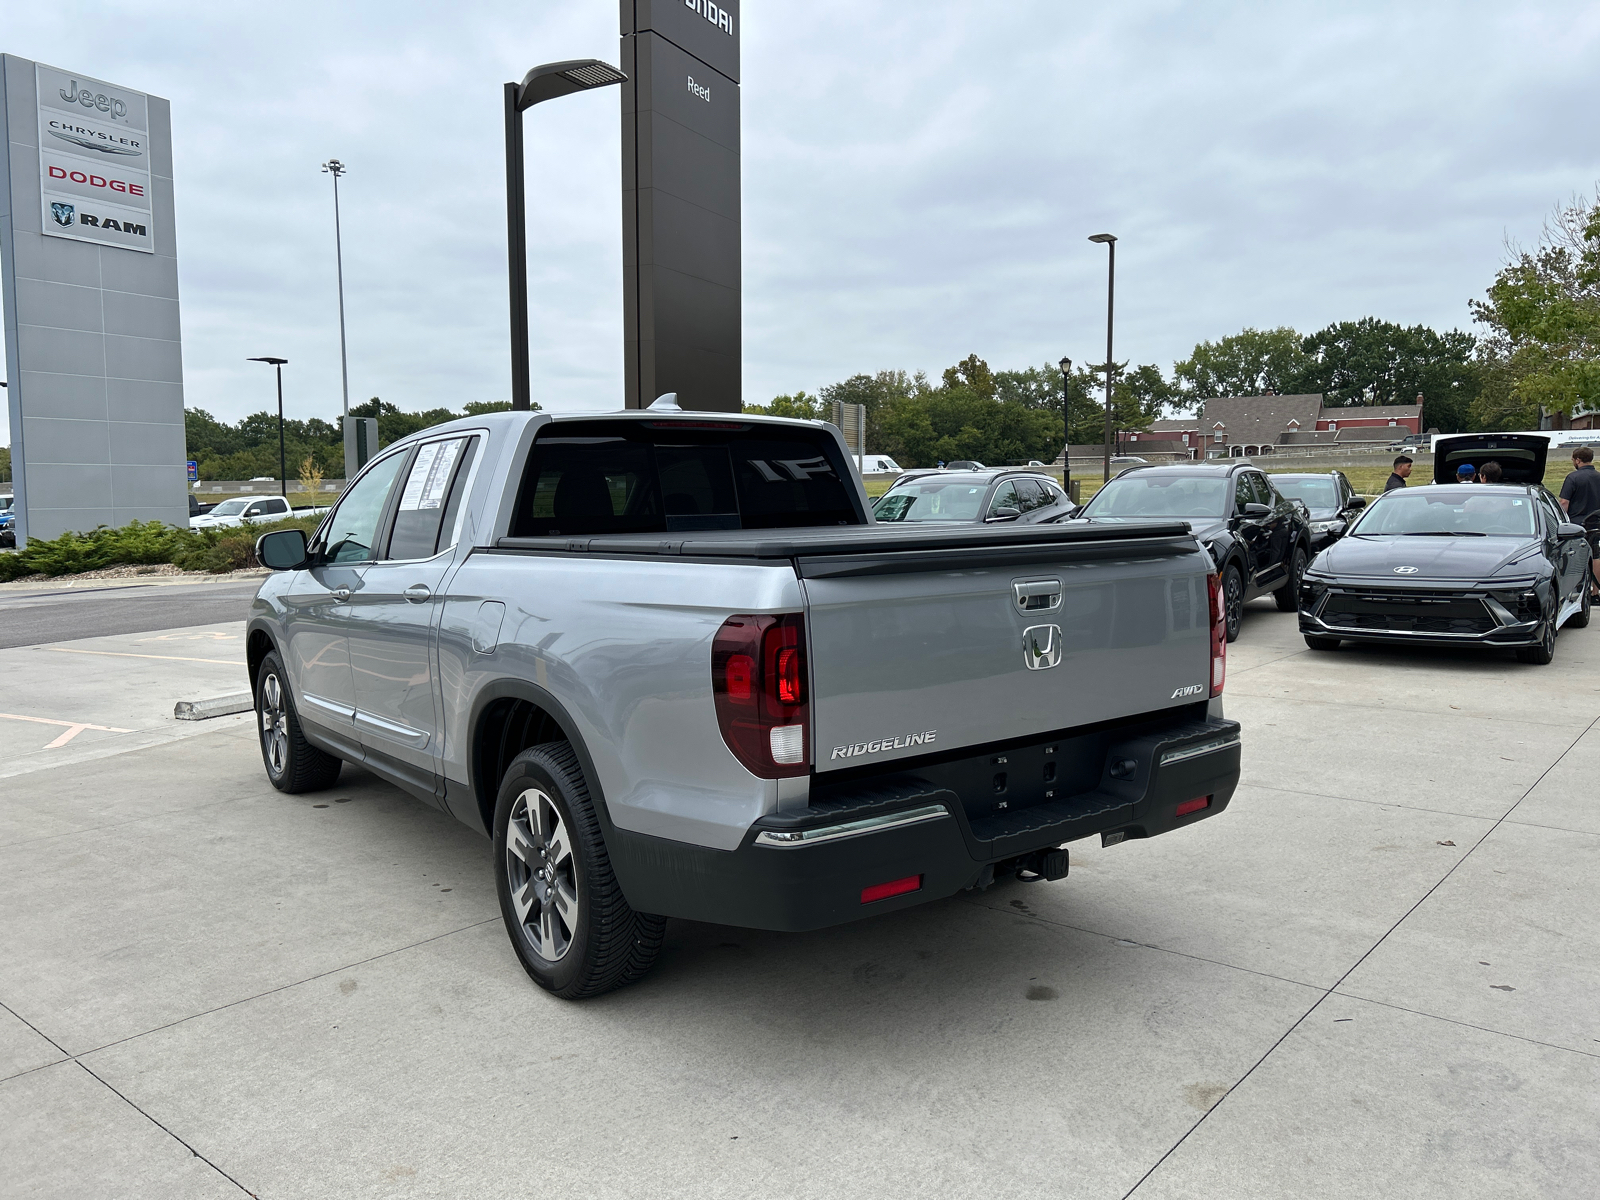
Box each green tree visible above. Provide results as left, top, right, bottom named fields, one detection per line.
left=744, top=390, right=825, bottom=420
left=1173, top=327, right=1310, bottom=400
left=1470, top=192, right=1600, bottom=425
left=1295, top=317, right=1479, bottom=431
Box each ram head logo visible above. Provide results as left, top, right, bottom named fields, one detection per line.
left=51, top=202, right=75, bottom=227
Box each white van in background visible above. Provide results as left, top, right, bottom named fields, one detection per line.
left=860, top=454, right=903, bottom=476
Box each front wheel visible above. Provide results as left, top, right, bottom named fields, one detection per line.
left=493, top=743, right=666, bottom=999
left=1223, top=565, right=1244, bottom=643
left=1515, top=615, right=1557, bottom=665
left=255, top=651, right=342, bottom=793
left=1274, top=546, right=1308, bottom=612
left=1566, top=578, right=1591, bottom=629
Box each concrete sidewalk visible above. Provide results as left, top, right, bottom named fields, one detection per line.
left=1, top=601, right=1596, bottom=1198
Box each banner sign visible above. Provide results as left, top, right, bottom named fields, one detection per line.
left=35, top=62, right=154, bottom=254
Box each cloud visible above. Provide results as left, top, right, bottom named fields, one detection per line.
left=3, top=0, right=1597, bottom=448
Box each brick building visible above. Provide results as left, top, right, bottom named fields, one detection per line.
left=1126, top=393, right=1425, bottom=458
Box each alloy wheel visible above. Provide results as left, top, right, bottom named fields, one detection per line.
left=260, top=672, right=289, bottom=776
left=506, top=789, right=580, bottom=962
left=1225, top=570, right=1243, bottom=639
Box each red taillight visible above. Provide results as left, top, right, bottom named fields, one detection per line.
left=712, top=614, right=809, bottom=778
left=1176, top=795, right=1212, bottom=817
left=1206, top=571, right=1226, bottom=697
left=861, top=874, right=922, bottom=903
left=775, top=647, right=802, bottom=703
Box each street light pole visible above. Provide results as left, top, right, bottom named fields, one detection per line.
left=1058, top=356, right=1073, bottom=499
left=503, top=59, right=627, bottom=411
left=1089, top=233, right=1117, bottom=488
left=321, top=160, right=350, bottom=418
left=248, top=357, right=290, bottom=497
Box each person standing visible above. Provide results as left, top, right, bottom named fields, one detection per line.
left=1386, top=455, right=1412, bottom=491
left=1559, top=446, right=1600, bottom=596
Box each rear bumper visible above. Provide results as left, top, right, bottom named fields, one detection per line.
left=606, top=716, right=1241, bottom=932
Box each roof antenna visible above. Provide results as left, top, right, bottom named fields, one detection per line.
left=648, top=392, right=681, bottom=410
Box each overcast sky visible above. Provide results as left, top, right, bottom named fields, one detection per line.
left=3, top=0, right=1598, bottom=443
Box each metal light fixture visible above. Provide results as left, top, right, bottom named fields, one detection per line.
left=247, top=357, right=290, bottom=497
left=1088, top=234, right=1117, bottom=487
left=321, top=159, right=350, bottom=419
left=504, top=59, right=628, bottom=412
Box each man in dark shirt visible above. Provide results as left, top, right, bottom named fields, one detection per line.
left=1559, top=446, right=1600, bottom=596
left=1385, top=455, right=1412, bottom=491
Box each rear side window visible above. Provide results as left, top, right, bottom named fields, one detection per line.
left=386, top=435, right=479, bottom=560
left=510, top=420, right=861, bottom=536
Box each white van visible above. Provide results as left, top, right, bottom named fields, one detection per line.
left=860, top=455, right=902, bottom=476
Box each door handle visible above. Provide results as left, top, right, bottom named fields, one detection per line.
left=403, top=584, right=432, bottom=602
left=331, top=587, right=351, bottom=600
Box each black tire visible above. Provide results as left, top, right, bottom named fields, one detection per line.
left=1274, top=545, right=1308, bottom=612
left=1304, top=635, right=1341, bottom=651
left=1515, top=613, right=1557, bottom=665
left=255, top=650, right=342, bottom=793
left=1567, top=579, right=1591, bottom=629
left=1222, top=564, right=1245, bottom=644
left=493, top=743, right=666, bottom=999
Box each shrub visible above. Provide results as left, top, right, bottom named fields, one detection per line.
left=0, top=513, right=325, bottom=581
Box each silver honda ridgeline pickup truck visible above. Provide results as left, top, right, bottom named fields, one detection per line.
left=249, top=408, right=1239, bottom=998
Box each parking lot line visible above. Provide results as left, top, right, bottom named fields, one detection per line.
left=42, top=647, right=246, bottom=667
left=0, top=712, right=136, bottom=748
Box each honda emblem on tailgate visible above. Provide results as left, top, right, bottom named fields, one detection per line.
left=1023, top=624, right=1061, bottom=670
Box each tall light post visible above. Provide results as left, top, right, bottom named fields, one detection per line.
left=504, top=59, right=627, bottom=411
left=321, top=160, right=350, bottom=419
left=247, top=357, right=289, bottom=497
left=1089, top=233, right=1117, bottom=487
left=1058, top=355, right=1073, bottom=499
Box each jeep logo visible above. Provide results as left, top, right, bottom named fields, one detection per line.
left=1171, top=684, right=1206, bottom=698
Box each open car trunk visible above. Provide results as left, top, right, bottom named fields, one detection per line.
left=1433, top=434, right=1549, bottom=485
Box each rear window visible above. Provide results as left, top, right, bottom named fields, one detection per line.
left=510, top=420, right=861, bottom=536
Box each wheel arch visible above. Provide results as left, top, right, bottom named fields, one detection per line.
left=466, top=679, right=609, bottom=841
left=246, top=621, right=277, bottom=691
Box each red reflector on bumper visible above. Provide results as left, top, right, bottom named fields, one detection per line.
left=1176, top=795, right=1212, bottom=817
left=861, top=874, right=923, bottom=903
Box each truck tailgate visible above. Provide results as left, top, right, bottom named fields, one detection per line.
left=800, top=534, right=1212, bottom=773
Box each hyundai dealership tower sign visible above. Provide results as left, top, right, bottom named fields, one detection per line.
left=1, top=55, right=187, bottom=545
left=621, top=0, right=741, bottom=412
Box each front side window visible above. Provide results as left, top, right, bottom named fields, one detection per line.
left=989, top=481, right=1023, bottom=515
left=323, top=451, right=409, bottom=563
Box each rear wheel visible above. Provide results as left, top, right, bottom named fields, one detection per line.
left=1223, top=565, right=1244, bottom=643
left=1304, top=635, right=1341, bottom=651
left=1274, top=545, right=1308, bottom=612
left=493, top=742, right=666, bottom=999
left=255, top=651, right=342, bottom=793
left=1515, top=614, right=1557, bottom=665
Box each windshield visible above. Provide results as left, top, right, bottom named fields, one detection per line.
left=1352, top=489, right=1536, bottom=537
left=873, top=480, right=988, bottom=522
left=1082, top=475, right=1228, bottom=519
left=1273, top=478, right=1337, bottom=508
left=208, top=499, right=250, bottom=516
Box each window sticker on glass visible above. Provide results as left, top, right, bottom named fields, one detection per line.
left=398, top=439, right=463, bottom=512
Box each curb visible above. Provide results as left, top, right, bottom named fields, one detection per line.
left=174, top=692, right=255, bottom=721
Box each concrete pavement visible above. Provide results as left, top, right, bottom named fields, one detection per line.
left=1, top=599, right=1596, bottom=1198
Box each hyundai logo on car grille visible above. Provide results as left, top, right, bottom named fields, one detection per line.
left=1393, top=565, right=1419, bottom=574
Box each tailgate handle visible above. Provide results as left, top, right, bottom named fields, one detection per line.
left=1013, top=578, right=1062, bottom=612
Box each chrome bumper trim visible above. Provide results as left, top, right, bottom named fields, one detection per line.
left=1159, top=732, right=1241, bottom=767
left=753, top=804, right=950, bottom=848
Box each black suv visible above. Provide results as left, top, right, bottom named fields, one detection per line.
left=872, top=469, right=1075, bottom=526
left=1076, top=461, right=1314, bottom=641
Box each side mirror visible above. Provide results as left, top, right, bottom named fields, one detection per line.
left=985, top=507, right=1022, bottom=522
left=1243, top=502, right=1272, bottom=518
left=256, top=528, right=309, bottom=571
left=1558, top=522, right=1589, bottom=541
left=1348, top=496, right=1368, bottom=510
